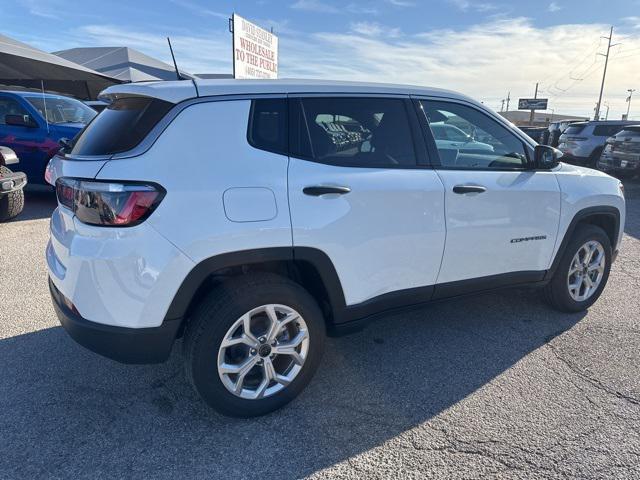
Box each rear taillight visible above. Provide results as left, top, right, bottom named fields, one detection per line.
left=55, top=178, right=164, bottom=227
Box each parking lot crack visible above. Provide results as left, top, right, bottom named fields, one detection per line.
left=547, top=343, right=640, bottom=407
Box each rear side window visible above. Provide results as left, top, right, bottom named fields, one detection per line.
left=70, top=97, right=173, bottom=156
left=293, top=97, right=417, bottom=168
left=593, top=124, right=624, bottom=137
left=247, top=98, right=288, bottom=155
left=564, top=124, right=586, bottom=135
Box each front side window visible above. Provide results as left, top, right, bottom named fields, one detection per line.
left=0, top=97, right=29, bottom=125
left=294, top=97, right=417, bottom=168
left=26, top=96, right=96, bottom=125
left=418, top=100, right=528, bottom=169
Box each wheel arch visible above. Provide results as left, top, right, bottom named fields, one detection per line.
left=546, top=206, right=621, bottom=280
left=164, top=247, right=348, bottom=333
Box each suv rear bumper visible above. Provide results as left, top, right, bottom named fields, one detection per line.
left=50, top=278, right=181, bottom=364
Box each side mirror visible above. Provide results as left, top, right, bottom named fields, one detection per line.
left=534, top=145, right=562, bottom=169
left=5, top=114, right=37, bottom=128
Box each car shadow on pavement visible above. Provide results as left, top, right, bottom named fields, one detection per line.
left=6, top=190, right=57, bottom=223
left=0, top=288, right=584, bottom=479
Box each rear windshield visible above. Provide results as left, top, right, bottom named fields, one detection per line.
left=593, top=124, right=624, bottom=137
left=70, top=97, right=173, bottom=156
left=563, top=124, right=586, bottom=135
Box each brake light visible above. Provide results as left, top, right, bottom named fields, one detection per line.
left=55, top=178, right=164, bottom=227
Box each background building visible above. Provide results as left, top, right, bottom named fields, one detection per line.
left=499, top=110, right=588, bottom=126
left=54, top=46, right=194, bottom=82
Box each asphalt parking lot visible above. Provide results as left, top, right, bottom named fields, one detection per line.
left=1, top=183, right=639, bottom=480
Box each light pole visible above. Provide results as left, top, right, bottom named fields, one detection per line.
left=627, top=89, right=636, bottom=119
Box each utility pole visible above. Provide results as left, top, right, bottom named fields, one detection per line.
left=594, top=27, right=619, bottom=121
left=529, top=82, right=538, bottom=125
left=500, top=99, right=505, bottom=112
left=626, top=89, right=635, bottom=119
left=505, top=91, right=511, bottom=112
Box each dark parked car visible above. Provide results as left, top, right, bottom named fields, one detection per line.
left=597, top=125, right=640, bottom=177
left=0, top=90, right=96, bottom=184
left=518, top=126, right=546, bottom=143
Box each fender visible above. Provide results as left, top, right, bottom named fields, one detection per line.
left=545, top=205, right=621, bottom=280
left=163, top=247, right=349, bottom=325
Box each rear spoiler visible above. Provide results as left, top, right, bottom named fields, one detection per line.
left=98, top=80, right=198, bottom=104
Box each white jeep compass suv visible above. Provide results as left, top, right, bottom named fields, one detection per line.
left=47, top=79, right=625, bottom=417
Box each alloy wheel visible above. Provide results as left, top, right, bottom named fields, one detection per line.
left=567, top=240, right=606, bottom=302
left=217, top=304, right=309, bottom=400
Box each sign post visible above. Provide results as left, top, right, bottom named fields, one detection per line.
left=231, top=13, right=278, bottom=79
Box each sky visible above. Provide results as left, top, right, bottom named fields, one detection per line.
left=3, top=0, right=640, bottom=118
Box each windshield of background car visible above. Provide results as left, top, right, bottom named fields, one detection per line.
left=616, top=127, right=640, bottom=138
left=26, top=96, right=96, bottom=125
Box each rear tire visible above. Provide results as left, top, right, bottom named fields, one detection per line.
left=0, top=166, right=25, bottom=222
left=588, top=147, right=603, bottom=168
left=544, top=224, right=612, bottom=313
left=183, top=273, right=326, bottom=417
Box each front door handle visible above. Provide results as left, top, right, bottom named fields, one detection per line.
left=453, top=185, right=487, bottom=194
left=303, top=185, right=351, bottom=196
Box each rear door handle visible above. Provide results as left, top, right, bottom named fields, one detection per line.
left=303, top=185, right=351, bottom=196
left=453, top=185, right=487, bottom=194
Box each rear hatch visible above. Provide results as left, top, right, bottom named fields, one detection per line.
left=48, top=81, right=197, bottom=274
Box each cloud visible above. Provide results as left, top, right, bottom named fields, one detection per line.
left=76, top=24, right=231, bottom=74
left=278, top=18, right=640, bottom=117
left=18, top=0, right=60, bottom=19
left=169, top=0, right=229, bottom=20
left=350, top=21, right=401, bottom=37
left=13, top=15, right=640, bottom=117
left=622, top=16, right=640, bottom=29
left=290, top=0, right=339, bottom=13
left=386, top=0, right=415, bottom=6
left=548, top=2, right=562, bottom=12
left=448, top=0, right=498, bottom=12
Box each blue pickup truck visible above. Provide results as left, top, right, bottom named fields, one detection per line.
left=0, top=90, right=96, bottom=184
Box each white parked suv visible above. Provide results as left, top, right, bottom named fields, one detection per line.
left=47, top=79, right=625, bottom=417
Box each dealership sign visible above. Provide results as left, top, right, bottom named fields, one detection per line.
left=232, top=14, right=278, bottom=79
left=518, top=98, right=548, bottom=110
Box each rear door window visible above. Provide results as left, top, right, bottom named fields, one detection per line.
left=70, top=97, right=173, bottom=156
left=292, top=97, right=417, bottom=168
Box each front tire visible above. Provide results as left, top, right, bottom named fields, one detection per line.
left=0, top=166, right=25, bottom=222
left=544, top=224, right=612, bottom=312
left=183, top=273, right=326, bottom=417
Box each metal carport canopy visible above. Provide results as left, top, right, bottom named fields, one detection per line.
left=0, top=34, right=121, bottom=100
